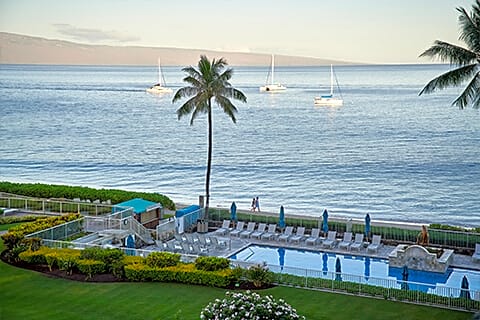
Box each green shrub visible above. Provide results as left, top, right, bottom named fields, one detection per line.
left=145, top=251, right=180, bottom=268
left=245, top=263, right=274, bottom=288
left=79, top=247, right=124, bottom=272
left=77, top=259, right=106, bottom=279
left=124, top=263, right=237, bottom=288
left=0, top=181, right=175, bottom=210
left=57, top=251, right=80, bottom=275
left=19, top=248, right=45, bottom=265
left=194, top=256, right=230, bottom=272
left=0, top=215, right=41, bottom=225
left=1, top=213, right=81, bottom=250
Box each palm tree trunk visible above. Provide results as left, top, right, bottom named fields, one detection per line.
left=205, top=99, right=212, bottom=221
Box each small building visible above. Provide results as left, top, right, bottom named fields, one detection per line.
left=117, top=198, right=163, bottom=228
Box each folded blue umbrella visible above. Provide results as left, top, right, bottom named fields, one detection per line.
left=322, top=209, right=329, bottom=233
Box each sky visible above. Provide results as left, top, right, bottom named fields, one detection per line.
left=0, top=0, right=474, bottom=64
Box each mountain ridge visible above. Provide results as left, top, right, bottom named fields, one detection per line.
left=0, top=32, right=354, bottom=66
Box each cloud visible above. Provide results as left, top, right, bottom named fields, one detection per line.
left=53, top=24, right=140, bottom=43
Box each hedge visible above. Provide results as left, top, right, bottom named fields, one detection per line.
left=0, top=181, right=175, bottom=210
left=124, top=263, right=237, bottom=287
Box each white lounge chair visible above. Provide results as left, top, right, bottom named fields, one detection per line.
left=338, top=232, right=353, bottom=250
left=214, top=220, right=231, bottom=236
left=261, top=224, right=277, bottom=240
left=278, top=226, right=294, bottom=242
left=290, top=226, right=305, bottom=243
left=240, top=222, right=256, bottom=238
left=367, top=235, right=382, bottom=253
left=230, top=221, right=245, bottom=237
left=322, top=231, right=337, bottom=248
left=350, top=233, right=364, bottom=251
left=305, top=228, right=321, bottom=245
left=251, top=223, right=267, bottom=239
left=473, top=243, right=480, bottom=262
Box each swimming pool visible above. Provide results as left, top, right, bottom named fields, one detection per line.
left=229, top=245, right=480, bottom=297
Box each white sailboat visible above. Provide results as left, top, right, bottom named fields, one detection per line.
left=259, top=54, right=286, bottom=92
left=314, top=64, right=343, bottom=106
left=146, top=58, right=173, bottom=94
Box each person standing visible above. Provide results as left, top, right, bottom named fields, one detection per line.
left=255, top=196, right=260, bottom=212
left=251, top=197, right=256, bottom=212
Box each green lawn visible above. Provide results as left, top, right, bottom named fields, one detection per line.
left=0, top=227, right=473, bottom=320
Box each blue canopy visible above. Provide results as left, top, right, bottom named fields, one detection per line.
left=126, top=234, right=135, bottom=256
left=230, top=202, right=237, bottom=222
left=322, top=209, right=329, bottom=233
left=279, top=206, right=286, bottom=229
left=116, top=198, right=161, bottom=215
left=365, top=213, right=371, bottom=238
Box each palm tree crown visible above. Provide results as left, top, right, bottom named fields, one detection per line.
left=419, top=0, right=480, bottom=109
left=172, top=55, right=246, bottom=217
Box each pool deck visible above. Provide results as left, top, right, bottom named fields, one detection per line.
left=148, top=231, right=480, bottom=272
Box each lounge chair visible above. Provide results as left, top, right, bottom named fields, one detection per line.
left=322, top=231, right=337, bottom=248
left=473, top=243, right=480, bottom=262
left=350, top=233, right=364, bottom=251
left=338, top=232, right=353, bottom=250
left=214, top=220, right=231, bottom=236
left=192, top=243, right=209, bottom=255
left=209, top=236, right=228, bottom=249
left=305, top=228, right=321, bottom=245
left=250, top=223, right=267, bottom=239
left=230, top=221, right=245, bottom=237
left=261, top=224, right=277, bottom=240
left=290, top=226, right=305, bottom=243
left=367, top=235, right=382, bottom=253
left=240, top=222, right=256, bottom=238
left=278, top=226, right=294, bottom=242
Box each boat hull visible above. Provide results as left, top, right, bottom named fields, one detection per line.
left=314, top=97, right=343, bottom=106
left=146, top=85, right=173, bottom=94
left=259, top=84, right=287, bottom=92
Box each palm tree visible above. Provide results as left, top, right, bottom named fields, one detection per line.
left=172, top=55, right=246, bottom=220
left=419, top=0, right=480, bottom=109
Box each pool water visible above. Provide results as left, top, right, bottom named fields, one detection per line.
left=229, top=245, right=480, bottom=295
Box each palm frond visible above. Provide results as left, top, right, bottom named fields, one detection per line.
left=214, top=95, right=238, bottom=123
left=176, top=96, right=198, bottom=120
left=457, top=3, right=480, bottom=53
left=419, top=40, right=477, bottom=65
left=172, top=86, right=199, bottom=103
left=452, top=70, right=480, bottom=109
left=419, top=64, right=478, bottom=95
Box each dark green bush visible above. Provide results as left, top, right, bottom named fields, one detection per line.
left=77, top=259, right=106, bottom=279
left=194, top=256, right=230, bottom=272
left=79, top=247, right=124, bottom=272
left=0, top=181, right=175, bottom=210
left=245, top=263, right=274, bottom=288
left=145, top=251, right=180, bottom=268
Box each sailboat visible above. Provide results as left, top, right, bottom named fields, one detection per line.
left=259, top=54, right=286, bottom=92
left=314, top=64, right=343, bottom=106
left=146, top=58, right=173, bottom=94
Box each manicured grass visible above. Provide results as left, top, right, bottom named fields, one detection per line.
left=0, top=226, right=472, bottom=320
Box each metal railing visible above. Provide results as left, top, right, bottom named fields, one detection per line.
left=0, top=195, right=118, bottom=216
left=26, top=218, right=84, bottom=240
left=231, top=260, right=480, bottom=311
left=207, top=207, right=480, bottom=250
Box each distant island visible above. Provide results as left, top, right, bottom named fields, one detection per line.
left=0, top=32, right=352, bottom=66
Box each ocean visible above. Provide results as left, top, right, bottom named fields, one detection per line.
left=1, top=63, right=479, bottom=226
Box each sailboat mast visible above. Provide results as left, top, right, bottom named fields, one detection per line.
left=271, top=54, right=275, bottom=85
left=330, top=64, right=334, bottom=95
left=158, top=58, right=162, bottom=85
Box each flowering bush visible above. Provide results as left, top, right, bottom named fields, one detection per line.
left=200, top=291, right=305, bottom=320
